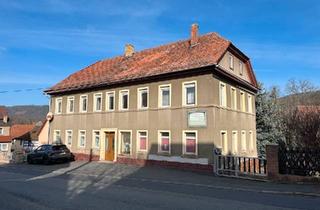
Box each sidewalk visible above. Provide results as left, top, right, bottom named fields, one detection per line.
left=64, top=161, right=320, bottom=197
left=2, top=161, right=320, bottom=197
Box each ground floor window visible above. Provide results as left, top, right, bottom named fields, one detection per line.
left=221, top=131, right=228, bottom=155
left=137, top=131, right=148, bottom=152
left=54, top=130, right=61, bottom=144
left=158, top=131, right=170, bottom=153
left=65, top=130, right=72, bottom=146
left=78, top=130, right=86, bottom=147
left=183, top=131, right=197, bottom=155
left=93, top=130, right=100, bottom=149
left=0, top=143, right=8, bottom=151
left=120, top=131, right=131, bottom=155
left=232, top=131, right=238, bottom=154
left=249, top=131, right=254, bottom=152
left=241, top=131, right=246, bottom=151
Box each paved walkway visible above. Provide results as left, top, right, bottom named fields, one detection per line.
left=4, top=161, right=320, bottom=197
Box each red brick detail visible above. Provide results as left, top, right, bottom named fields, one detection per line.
left=73, top=153, right=100, bottom=161
left=266, top=144, right=279, bottom=179
left=116, top=157, right=213, bottom=174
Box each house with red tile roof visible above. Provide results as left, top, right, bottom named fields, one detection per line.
left=44, top=24, right=258, bottom=170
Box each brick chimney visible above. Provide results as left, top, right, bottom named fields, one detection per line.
left=190, top=23, right=199, bottom=46
left=125, top=44, right=135, bottom=57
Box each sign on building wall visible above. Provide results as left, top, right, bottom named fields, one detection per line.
left=188, top=111, right=207, bottom=127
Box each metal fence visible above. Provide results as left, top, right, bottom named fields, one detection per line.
left=214, top=152, right=267, bottom=178
left=279, top=146, right=320, bottom=176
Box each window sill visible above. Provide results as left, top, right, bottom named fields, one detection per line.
left=157, top=152, right=171, bottom=156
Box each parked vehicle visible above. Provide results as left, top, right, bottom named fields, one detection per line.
left=27, top=144, right=74, bottom=164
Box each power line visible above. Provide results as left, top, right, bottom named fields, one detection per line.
left=0, top=87, right=47, bottom=94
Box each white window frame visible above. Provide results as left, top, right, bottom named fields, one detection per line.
left=239, top=61, right=244, bottom=76
left=78, top=130, right=86, bottom=148
left=0, top=143, right=8, bottom=151
left=232, top=131, right=238, bottom=155
left=230, top=87, right=237, bottom=110
left=136, top=130, right=148, bottom=152
left=219, top=82, right=227, bottom=107
left=53, top=130, right=61, bottom=143
left=240, top=91, right=246, bottom=112
left=79, top=95, right=88, bottom=113
left=221, top=130, right=228, bottom=155
left=119, top=90, right=129, bottom=111
left=106, top=91, right=115, bottom=111
left=118, top=130, right=132, bottom=155
left=158, top=130, right=171, bottom=154
left=92, top=130, right=101, bottom=149
left=247, top=94, right=253, bottom=113
left=229, top=53, right=234, bottom=69
left=241, top=130, right=247, bottom=151
left=182, top=130, right=198, bottom=155
left=137, top=87, right=149, bottom=109
left=67, top=96, right=74, bottom=114
left=55, top=98, right=62, bottom=114
left=158, top=84, right=171, bottom=108
left=93, top=93, right=103, bottom=112
left=65, top=130, right=73, bottom=146
left=249, top=130, right=254, bottom=152
left=182, top=81, right=197, bottom=106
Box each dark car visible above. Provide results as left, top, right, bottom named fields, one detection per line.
left=27, top=144, right=75, bottom=164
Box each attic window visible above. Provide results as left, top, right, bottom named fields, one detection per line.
left=239, top=61, right=244, bottom=75
left=229, top=53, right=234, bottom=70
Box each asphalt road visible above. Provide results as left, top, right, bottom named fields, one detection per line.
left=0, top=162, right=319, bottom=210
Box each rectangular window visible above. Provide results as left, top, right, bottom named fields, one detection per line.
left=158, top=131, right=170, bottom=153
left=249, top=131, right=254, bottom=152
left=0, top=143, right=8, bottom=151
left=119, top=90, right=129, bottom=110
left=0, top=128, right=3, bottom=135
left=219, top=82, right=227, bottom=107
left=232, top=131, right=238, bottom=154
left=159, top=84, right=171, bottom=108
left=55, top=98, right=62, bottom=114
left=120, top=131, right=131, bottom=155
left=92, top=130, right=100, bottom=149
left=106, top=91, right=115, bottom=111
left=78, top=130, right=86, bottom=147
left=183, top=81, right=196, bottom=106
left=229, top=53, right=234, bottom=69
left=239, top=61, right=244, bottom=75
left=241, top=130, right=246, bottom=151
left=54, top=130, right=61, bottom=144
left=94, top=93, right=102, bottom=112
left=240, top=91, right=246, bottom=112
left=137, top=131, right=148, bottom=152
left=248, top=94, right=253, bottom=113
left=80, top=95, right=88, bottom=113
left=138, top=87, right=149, bottom=109
left=67, top=96, right=74, bottom=113
left=183, top=131, right=197, bottom=155
left=65, top=130, right=72, bottom=146
left=221, top=131, right=228, bottom=155
left=230, top=87, right=237, bottom=110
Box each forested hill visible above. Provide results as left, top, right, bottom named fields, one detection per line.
left=1, top=105, right=49, bottom=124
left=278, top=90, right=320, bottom=106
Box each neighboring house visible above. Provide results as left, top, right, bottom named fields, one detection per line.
left=37, top=119, right=49, bottom=145
left=44, top=24, right=259, bottom=169
left=0, top=107, right=11, bottom=161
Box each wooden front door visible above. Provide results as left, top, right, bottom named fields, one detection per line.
left=105, top=132, right=115, bottom=161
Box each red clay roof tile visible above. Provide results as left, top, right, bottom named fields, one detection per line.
left=45, top=32, right=256, bottom=94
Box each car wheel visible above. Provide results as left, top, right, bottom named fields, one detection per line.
left=27, top=157, right=33, bottom=164
left=43, top=156, right=50, bottom=165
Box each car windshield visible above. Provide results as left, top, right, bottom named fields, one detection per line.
left=52, top=145, right=67, bottom=151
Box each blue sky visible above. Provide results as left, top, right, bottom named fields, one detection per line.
left=0, top=0, right=319, bottom=105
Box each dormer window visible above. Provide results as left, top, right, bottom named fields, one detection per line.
left=229, top=53, right=234, bottom=70
left=239, top=61, right=244, bottom=75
